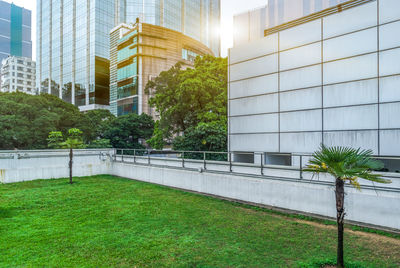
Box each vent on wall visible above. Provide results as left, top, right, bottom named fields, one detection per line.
left=264, top=0, right=375, bottom=36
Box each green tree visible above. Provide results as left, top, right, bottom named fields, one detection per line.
left=83, top=109, right=115, bottom=142
left=47, top=128, right=86, bottom=184
left=102, top=113, right=154, bottom=149
left=305, top=145, right=391, bottom=268
left=172, top=121, right=227, bottom=160
left=87, top=139, right=112, bottom=149
left=146, top=121, right=167, bottom=150
left=146, top=55, right=227, bottom=139
left=0, top=92, right=87, bottom=150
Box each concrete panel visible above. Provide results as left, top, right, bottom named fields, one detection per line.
left=230, top=33, right=278, bottom=64
left=380, top=130, right=400, bottom=156
left=280, top=87, right=322, bottom=112
left=380, top=102, right=400, bottom=129
left=324, top=53, right=378, bottom=85
left=229, top=133, right=279, bottom=152
left=323, top=27, right=377, bottom=62
left=380, top=75, right=400, bottom=103
left=230, top=73, right=278, bottom=99
left=379, top=0, right=400, bottom=24
left=230, top=114, right=279, bottom=134
left=280, top=110, right=322, bottom=132
left=280, top=42, right=321, bottom=71
left=230, top=54, right=278, bottom=81
left=280, top=64, right=322, bottom=91
left=280, top=132, right=322, bottom=153
left=323, top=105, right=378, bottom=131
left=229, top=94, right=278, bottom=116
left=380, top=47, right=400, bottom=77
left=323, top=1, right=377, bottom=39
left=379, top=20, right=400, bottom=51
left=323, top=131, right=379, bottom=154
left=280, top=19, right=321, bottom=51
left=323, top=79, right=378, bottom=108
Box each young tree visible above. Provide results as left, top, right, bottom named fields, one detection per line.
left=48, top=128, right=86, bottom=184
left=305, top=145, right=391, bottom=267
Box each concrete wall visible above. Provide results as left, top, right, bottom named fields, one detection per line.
left=0, top=149, right=114, bottom=183
left=229, top=0, right=400, bottom=157
left=110, top=160, right=400, bottom=231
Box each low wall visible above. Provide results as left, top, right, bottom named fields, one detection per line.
left=0, top=149, right=114, bottom=183
left=110, top=161, right=400, bottom=231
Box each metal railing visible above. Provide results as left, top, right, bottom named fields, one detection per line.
left=113, top=149, right=400, bottom=182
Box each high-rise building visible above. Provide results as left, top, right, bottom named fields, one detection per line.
left=0, top=0, right=32, bottom=63
left=1, top=56, right=36, bottom=94
left=0, top=0, right=32, bottom=89
left=36, top=0, right=220, bottom=111
left=109, top=21, right=213, bottom=116
left=228, top=0, right=400, bottom=165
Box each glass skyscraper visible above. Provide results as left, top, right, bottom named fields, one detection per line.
left=37, top=0, right=220, bottom=110
left=0, top=1, right=32, bottom=63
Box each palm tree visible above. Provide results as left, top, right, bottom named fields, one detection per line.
left=305, top=145, right=391, bottom=268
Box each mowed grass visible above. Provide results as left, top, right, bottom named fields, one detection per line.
left=0, top=175, right=399, bottom=267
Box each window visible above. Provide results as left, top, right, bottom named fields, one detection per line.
left=182, top=48, right=198, bottom=62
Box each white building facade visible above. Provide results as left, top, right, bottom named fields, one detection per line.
left=228, top=0, right=400, bottom=163
left=0, top=56, right=36, bottom=94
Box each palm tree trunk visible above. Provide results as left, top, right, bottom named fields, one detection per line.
left=335, top=178, right=345, bottom=268
left=69, top=148, right=73, bottom=184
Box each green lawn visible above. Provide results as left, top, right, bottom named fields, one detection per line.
left=1, top=175, right=399, bottom=267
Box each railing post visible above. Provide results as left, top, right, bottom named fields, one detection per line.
left=114, top=148, right=116, bottom=161
left=133, top=149, right=136, bottom=163
left=203, top=152, right=206, bottom=170
left=300, top=155, right=303, bottom=179
left=229, top=152, right=232, bottom=172
left=182, top=151, right=185, bottom=168
left=148, top=149, right=151, bottom=165
left=261, top=153, right=264, bottom=176
left=121, top=149, right=124, bottom=162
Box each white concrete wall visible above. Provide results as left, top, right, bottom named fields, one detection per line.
left=110, top=161, right=400, bottom=231
left=228, top=0, right=400, bottom=156
left=0, top=150, right=114, bottom=183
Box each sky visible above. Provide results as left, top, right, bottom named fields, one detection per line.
left=3, top=0, right=268, bottom=59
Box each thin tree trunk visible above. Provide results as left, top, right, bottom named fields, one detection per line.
left=69, top=148, right=73, bottom=184
left=336, top=178, right=345, bottom=268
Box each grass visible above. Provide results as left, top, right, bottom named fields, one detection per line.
left=0, top=175, right=399, bottom=267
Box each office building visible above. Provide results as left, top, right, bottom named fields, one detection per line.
left=36, top=0, right=220, bottom=111
left=1, top=56, right=36, bottom=94
left=228, top=0, right=400, bottom=164
left=0, top=0, right=32, bottom=89
left=110, top=21, right=213, bottom=116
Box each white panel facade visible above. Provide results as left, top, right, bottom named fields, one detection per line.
left=280, top=110, right=322, bottom=132
left=230, top=34, right=278, bottom=64
left=323, top=105, right=378, bottom=131
left=229, top=94, right=278, bottom=116
left=280, top=42, right=321, bottom=71
left=230, top=74, right=278, bottom=99
left=280, top=87, right=322, bottom=111
left=230, top=134, right=279, bottom=152
left=379, top=48, right=400, bottom=77
left=230, top=54, right=278, bottom=81
left=323, top=79, right=378, bottom=108
left=280, top=20, right=321, bottom=50
left=380, top=103, right=400, bottom=129
left=379, top=0, right=400, bottom=24
left=323, top=1, right=377, bottom=39
left=230, top=114, right=278, bottom=134
left=229, top=0, right=400, bottom=158
left=379, top=21, right=400, bottom=51
left=323, top=131, right=379, bottom=154
left=380, top=75, right=400, bottom=103
left=280, top=132, right=322, bottom=154
left=280, top=65, right=322, bottom=91
left=323, top=53, right=377, bottom=85
left=323, top=27, right=377, bottom=62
